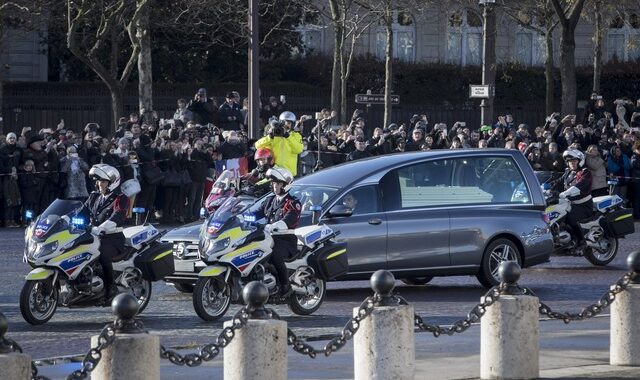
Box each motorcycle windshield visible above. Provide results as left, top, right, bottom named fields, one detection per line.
left=33, top=199, right=87, bottom=241
left=211, top=170, right=237, bottom=193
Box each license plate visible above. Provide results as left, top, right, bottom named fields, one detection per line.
left=174, top=261, right=195, bottom=272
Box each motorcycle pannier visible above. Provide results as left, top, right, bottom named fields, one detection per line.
left=134, top=243, right=175, bottom=281
left=601, top=208, right=635, bottom=238
left=308, top=242, right=348, bottom=281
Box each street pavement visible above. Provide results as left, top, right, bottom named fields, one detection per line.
left=1, top=223, right=640, bottom=379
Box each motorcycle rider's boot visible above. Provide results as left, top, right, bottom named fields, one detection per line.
left=280, top=283, right=293, bottom=298
left=104, top=284, right=119, bottom=303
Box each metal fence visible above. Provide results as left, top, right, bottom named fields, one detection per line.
left=2, top=82, right=547, bottom=134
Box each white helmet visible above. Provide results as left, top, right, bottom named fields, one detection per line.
left=266, top=167, right=293, bottom=185
left=562, top=148, right=585, bottom=167
left=89, top=164, right=121, bottom=192
left=279, top=111, right=296, bottom=123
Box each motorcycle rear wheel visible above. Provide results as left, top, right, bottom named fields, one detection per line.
left=193, top=277, right=231, bottom=322
left=584, top=237, right=618, bottom=266
left=20, top=280, right=58, bottom=325
left=288, top=278, right=326, bottom=316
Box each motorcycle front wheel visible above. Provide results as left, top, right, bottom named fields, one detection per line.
left=584, top=237, right=618, bottom=266
left=288, top=277, right=326, bottom=316
left=193, top=277, right=231, bottom=322
left=20, top=280, right=58, bottom=325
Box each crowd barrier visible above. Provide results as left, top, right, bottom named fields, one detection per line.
left=1, top=251, right=639, bottom=380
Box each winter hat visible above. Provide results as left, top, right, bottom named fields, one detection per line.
left=118, top=137, right=130, bottom=147
left=27, top=135, right=45, bottom=147
left=23, top=159, right=35, bottom=168
left=6, top=132, right=17, bottom=140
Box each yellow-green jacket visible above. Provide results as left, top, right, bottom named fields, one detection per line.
left=255, top=132, right=303, bottom=176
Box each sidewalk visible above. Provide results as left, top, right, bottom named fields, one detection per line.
left=37, top=315, right=640, bottom=379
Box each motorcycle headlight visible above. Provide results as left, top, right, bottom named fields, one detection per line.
left=34, top=241, right=59, bottom=259
left=209, top=237, right=230, bottom=255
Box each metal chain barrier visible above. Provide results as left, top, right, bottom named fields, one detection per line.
left=281, top=296, right=377, bottom=358
left=403, top=286, right=503, bottom=337
left=65, top=322, right=117, bottom=380
left=159, top=307, right=249, bottom=367
left=528, top=272, right=633, bottom=323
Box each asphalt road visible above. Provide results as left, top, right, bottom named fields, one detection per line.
left=1, top=223, right=639, bottom=372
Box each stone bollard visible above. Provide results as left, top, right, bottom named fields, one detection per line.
left=224, top=282, right=287, bottom=380
left=92, top=294, right=159, bottom=380
left=354, top=270, right=414, bottom=380
left=610, top=251, right=640, bottom=366
left=480, top=261, right=539, bottom=380
left=0, top=313, right=31, bottom=380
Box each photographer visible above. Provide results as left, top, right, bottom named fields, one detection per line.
left=187, top=88, right=217, bottom=125
left=254, top=112, right=303, bottom=177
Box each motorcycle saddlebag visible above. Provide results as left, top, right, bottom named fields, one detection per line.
left=308, top=242, right=348, bottom=281
left=601, top=208, right=635, bottom=238
left=134, top=243, right=175, bottom=281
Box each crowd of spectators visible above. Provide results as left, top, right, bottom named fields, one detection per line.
left=1, top=89, right=639, bottom=228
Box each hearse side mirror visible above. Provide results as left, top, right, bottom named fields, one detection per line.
left=327, top=204, right=353, bottom=218
left=310, top=205, right=322, bottom=224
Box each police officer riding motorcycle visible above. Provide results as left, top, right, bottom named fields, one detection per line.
left=551, top=149, right=593, bottom=251
left=86, top=164, right=129, bottom=301
left=262, top=167, right=300, bottom=297
left=241, top=147, right=275, bottom=197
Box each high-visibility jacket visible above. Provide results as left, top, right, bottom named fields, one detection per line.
left=255, top=132, right=303, bottom=176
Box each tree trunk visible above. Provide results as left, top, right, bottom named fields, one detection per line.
left=383, top=4, right=393, bottom=129
left=328, top=0, right=342, bottom=123
left=137, top=1, right=153, bottom=123
left=109, top=85, right=124, bottom=135
left=592, top=0, right=603, bottom=93
left=545, top=28, right=555, bottom=115
left=559, top=27, right=577, bottom=116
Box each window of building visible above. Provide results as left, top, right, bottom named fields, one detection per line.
left=607, top=13, right=640, bottom=62
left=375, top=11, right=416, bottom=62
left=447, top=9, right=483, bottom=66
left=514, top=28, right=546, bottom=66
left=296, top=10, right=325, bottom=56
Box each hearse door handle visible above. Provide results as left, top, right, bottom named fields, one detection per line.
left=368, top=218, right=382, bottom=225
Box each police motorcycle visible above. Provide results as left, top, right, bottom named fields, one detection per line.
left=192, top=200, right=348, bottom=321
left=20, top=199, right=174, bottom=325
left=541, top=175, right=635, bottom=266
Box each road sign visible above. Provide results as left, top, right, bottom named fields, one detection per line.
left=355, top=94, right=400, bottom=105
left=469, top=85, right=495, bottom=99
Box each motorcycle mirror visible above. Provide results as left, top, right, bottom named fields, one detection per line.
left=310, top=205, right=322, bottom=224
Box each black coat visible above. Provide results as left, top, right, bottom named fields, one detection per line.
left=188, top=149, right=213, bottom=183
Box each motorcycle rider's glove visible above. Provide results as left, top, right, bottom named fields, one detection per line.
left=560, top=186, right=580, bottom=199
left=265, top=220, right=288, bottom=234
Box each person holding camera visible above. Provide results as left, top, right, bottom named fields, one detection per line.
left=187, top=88, right=217, bottom=125
left=254, top=112, right=303, bottom=177
left=173, top=98, right=194, bottom=123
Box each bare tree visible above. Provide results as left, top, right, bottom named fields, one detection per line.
left=66, top=0, right=150, bottom=133
left=549, top=0, right=588, bottom=116
left=321, top=1, right=376, bottom=123
left=501, top=0, right=559, bottom=115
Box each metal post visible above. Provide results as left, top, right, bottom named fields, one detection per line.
left=480, top=0, right=496, bottom=126
left=92, top=294, right=159, bottom=380
left=354, top=270, right=415, bottom=380
left=610, top=251, right=640, bottom=366
left=224, top=282, right=287, bottom=380
left=248, top=0, right=260, bottom=139
left=480, top=262, right=539, bottom=379
left=0, top=313, right=31, bottom=380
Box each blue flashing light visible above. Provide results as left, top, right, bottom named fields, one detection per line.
left=243, top=213, right=257, bottom=223
left=199, top=207, right=206, bottom=218
left=25, top=210, right=34, bottom=220
left=542, top=183, right=551, bottom=190
left=309, top=205, right=322, bottom=212
left=132, top=207, right=146, bottom=214
left=71, top=217, right=85, bottom=227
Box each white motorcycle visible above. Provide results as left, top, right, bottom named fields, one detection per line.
left=20, top=199, right=174, bottom=325
left=192, top=204, right=348, bottom=321
left=543, top=191, right=634, bottom=265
